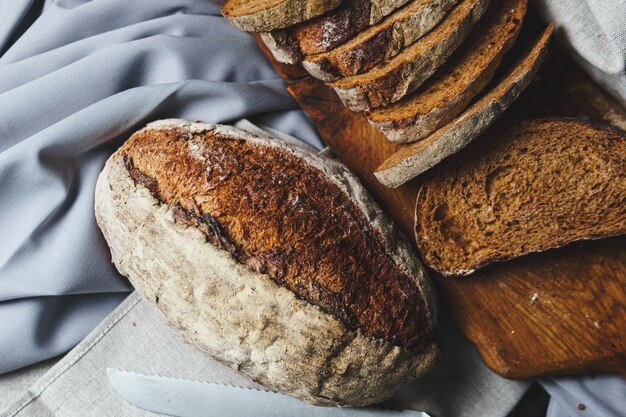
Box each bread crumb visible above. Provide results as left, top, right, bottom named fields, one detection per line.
left=530, top=293, right=539, bottom=303
left=577, top=403, right=586, bottom=411
left=594, top=321, right=601, bottom=329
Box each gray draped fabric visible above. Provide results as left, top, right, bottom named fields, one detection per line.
left=533, top=0, right=626, bottom=107
left=0, top=0, right=321, bottom=374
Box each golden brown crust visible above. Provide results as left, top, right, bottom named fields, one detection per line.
left=264, top=0, right=378, bottom=63
left=297, top=0, right=373, bottom=54
left=96, top=140, right=440, bottom=406
left=116, top=126, right=434, bottom=350
left=303, top=0, right=459, bottom=80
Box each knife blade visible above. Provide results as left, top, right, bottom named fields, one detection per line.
left=107, top=368, right=430, bottom=417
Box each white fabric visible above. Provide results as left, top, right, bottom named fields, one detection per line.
left=533, top=0, right=626, bottom=107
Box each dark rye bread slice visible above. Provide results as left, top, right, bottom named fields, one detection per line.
left=415, top=118, right=626, bottom=276
left=221, top=0, right=343, bottom=32
left=95, top=120, right=439, bottom=406
left=329, top=0, right=490, bottom=111
left=375, top=24, right=553, bottom=188
left=260, top=0, right=412, bottom=64
left=369, top=0, right=527, bottom=143
left=301, top=0, right=459, bottom=79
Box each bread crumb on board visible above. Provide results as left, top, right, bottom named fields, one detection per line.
left=530, top=292, right=539, bottom=304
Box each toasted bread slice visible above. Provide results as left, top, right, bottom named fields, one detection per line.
left=369, top=0, right=527, bottom=142
left=261, top=0, right=412, bottom=64
left=222, top=0, right=343, bottom=32
left=329, top=0, right=490, bottom=111
left=375, top=24, right=553, bottom=187
left=414, top=118, right=626, bottom=276
left=302, top=0, right=459, bottom=79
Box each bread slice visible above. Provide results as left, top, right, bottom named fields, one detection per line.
left=302, top=0, right=459, bottom=80
left=95, top=119, right=439, bottom=406
left=221, top=0, right=343, bottom=32
left=260, top=0, right=412, bottom=64
left=415, top=118, right=626, bottom=276
left=369, top=0, right=527, bottom=143
left=329, top=0, right=490, bottom=111
left=375, top=24, right=553, bottom=187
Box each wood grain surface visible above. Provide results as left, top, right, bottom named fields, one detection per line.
left=252, top=19, right=626, bottom=379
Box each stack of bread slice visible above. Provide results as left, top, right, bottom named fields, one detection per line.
left=222, top=0, right=553, bottom=187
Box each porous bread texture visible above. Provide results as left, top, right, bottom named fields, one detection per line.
left=415, top=118, right=626, bottom=277
left=369, top=0, right=527, bottom=143
left=261, top=0, right=412, bottom=64
left=301, top=0, right=458, bottom=79
left=329, top=0, right=490, bottom=111
left=221, top=0, right=343, bottom=32
left=95, top=119, right=439, bottom=406
left=374, top=24, right=553, bottom=188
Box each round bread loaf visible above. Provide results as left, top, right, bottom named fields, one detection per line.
left=94, top=119, right=439, bottom=407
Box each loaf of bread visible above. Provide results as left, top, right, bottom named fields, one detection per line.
left=221, top=0, right=343, bottom=32
left=95, top=120, right=439, bottom=407
left=415, top=118, right=626, bottom=276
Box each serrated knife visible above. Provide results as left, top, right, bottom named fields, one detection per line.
left=107, top=368, right=430, bottom=417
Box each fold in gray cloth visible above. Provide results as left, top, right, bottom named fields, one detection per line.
left=532, top=0, right=626, bottom=107
left=0, top=0, right=321, bottom=374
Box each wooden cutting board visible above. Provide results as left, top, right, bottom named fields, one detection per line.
left=252, top=27, right=626, bottom=379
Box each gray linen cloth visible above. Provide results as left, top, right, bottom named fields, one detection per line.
left=0, top=0, right=321, bottom=374
left=1, top=0, right=625, bottom=416
left=533, top=0, right=626, bottom=107
left=0, top=292, right=528, bottom=417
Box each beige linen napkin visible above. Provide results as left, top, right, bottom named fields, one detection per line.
left=0, top=292, right=528, bottom=417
